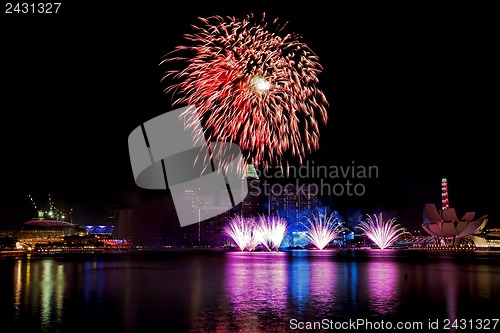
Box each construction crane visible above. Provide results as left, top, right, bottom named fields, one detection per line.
left=28, top=193, right=70, bottom=221
left=28, top=194, right=38, bottom=212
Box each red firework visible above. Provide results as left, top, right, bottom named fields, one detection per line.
left=160, top=13, right=329, bottom=169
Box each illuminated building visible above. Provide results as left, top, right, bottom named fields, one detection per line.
left=112, top=208, right=134, bottom=241
left=14, top=194, right=85, bottom=245
left=472, top=229, right=500, bottom=249
left=83, top=225, right=115, bottom=235
left=421, top=179, right=488, bottom=246
left=13, top=220, right=88, bottom=246
left=268, top=184, right=318, bottom=230
left=240, top=163, right=261, bottom=217
left=186, top=163, right=262, bottom=247
left=180, top=187, right=212, bottom=245
left=198, top=207, right=231, bottom=246
left=267, top=184, right=318, bottom=247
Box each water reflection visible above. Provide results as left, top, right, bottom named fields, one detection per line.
left=225, top=252, right=289, bottom=332
left=40, top=260, right=65, bottom=331
left=13, top=259, right=22, bottom=319
left=440, top=262, right=457, bottom=322
left=120, top=259, right=137, bottom=333
left=81, top=258, right=105, bottom=312
left=335, top=260, right=359, bottom=316
left=3, top=251, right=500, bottom=333
left=287, top=251, right=310, bottom=312
left=308, top=251, right=336, bottom=316
left=366, top=259, right=400, bottom=316
left=40, top=260, right=52, bottom=329
left=11, top=258, right=65, bottom=332
left=470, top=264, right=495, bottom=300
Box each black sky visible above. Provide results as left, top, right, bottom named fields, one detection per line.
left=0, top=2, right=496, bottom=232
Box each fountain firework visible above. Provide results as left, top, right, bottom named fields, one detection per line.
left=258, top=215, right=289, bottom=251
left=302, top=209, right=344, bottom=250
left=223, top=215, right=251, bottom=251
left=224, top=215, right=288, bottom=251
left=244, top=217, right=263, bottom=252
left=356, top=213, right=409, bottom=249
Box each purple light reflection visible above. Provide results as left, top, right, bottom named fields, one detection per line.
left=440, top=262, right=457, bottom=323
left=308, top=250, right=337, bottom=316
left=366, top=257, right=400, bottom=315
left=225, top=252, right=289, bottom=332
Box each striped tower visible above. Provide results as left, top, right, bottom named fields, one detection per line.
left=441, top=178, right=449, bottom=210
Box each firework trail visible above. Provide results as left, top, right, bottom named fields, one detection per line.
left=302, top=209, right=344, bottom=250
left=258, top=215, right=289, bottom=251
left=223, top=215, right=251, bottom=251
left=356, top=213, right=409, bottom=249
left=224, top=215, right=289, bottom=251
left=244, top=217, right=264, bottom=251
left=161, top=13, right=329, bottom=169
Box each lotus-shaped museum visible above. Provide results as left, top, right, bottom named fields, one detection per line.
left=422, top=203, right=488, bottom=242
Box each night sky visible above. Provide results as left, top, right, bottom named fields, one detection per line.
left=1, top=2, right=496, bottom=236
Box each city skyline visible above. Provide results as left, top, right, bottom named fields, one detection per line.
left=0, top=2, right=495, bottom=236
left=1, top=4, right=499, bottom=332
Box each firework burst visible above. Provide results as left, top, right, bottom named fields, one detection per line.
left=223, top=215, right=251, bottom=251
left=356, top=213, right=409, bottom=249
left=224, top=215, right=288, bottom=251
left=258, top=215, right=289, bottom=251
left=302, top=209, right=344, bottom=250
left=161, top=13, right=329, bottom=169
left=244, top=217, right=264, bottom=251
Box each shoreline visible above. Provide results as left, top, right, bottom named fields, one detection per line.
left=2, top=246, right=500, bottom=258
